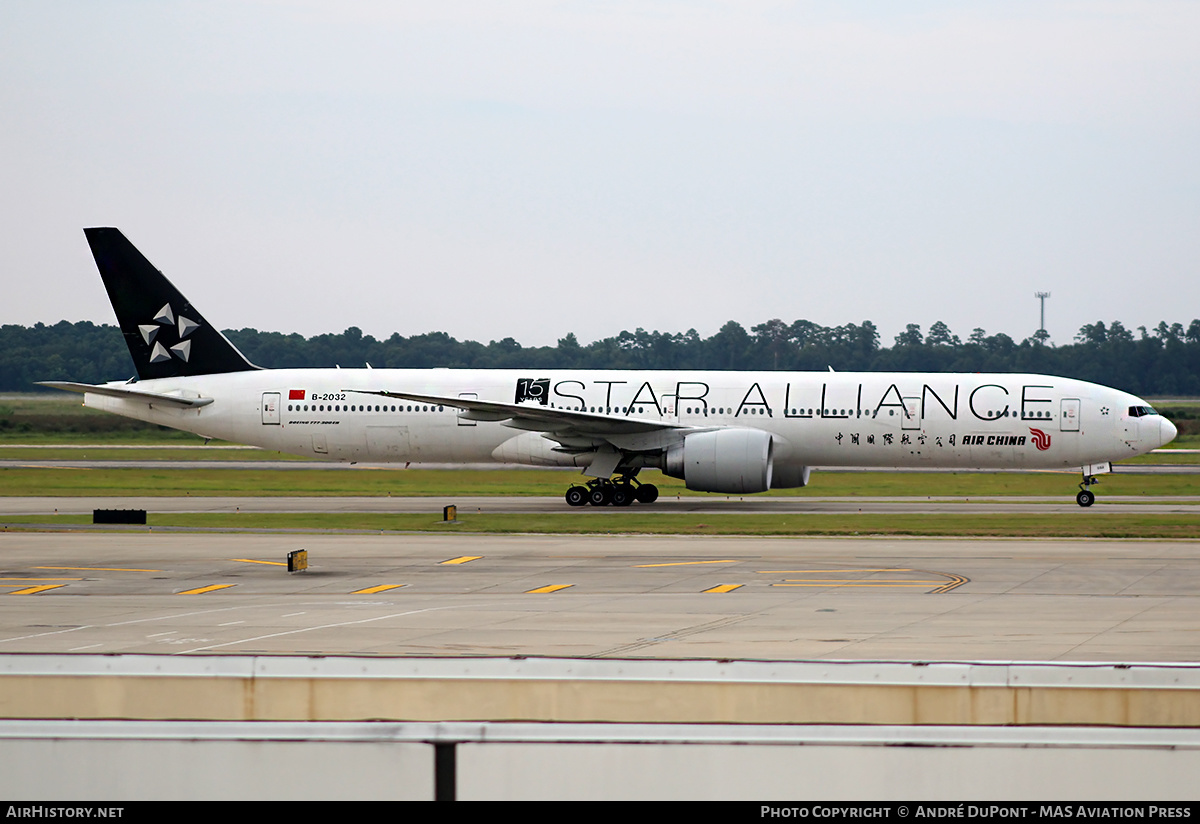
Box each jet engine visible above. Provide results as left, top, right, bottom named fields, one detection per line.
left=662, top=428, right=774, bottom=494
left=770, top=463, right=811, bottom=489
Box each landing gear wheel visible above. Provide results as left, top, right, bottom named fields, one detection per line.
left=565, top=486, right=588, bottom=507
left=588, top=485, right=611, bottom=506
left=1077, top=472, right=1099, bottom=508
left=635, top=483, right=659, bottom=504
left=611, top=484, right=634, bottom=507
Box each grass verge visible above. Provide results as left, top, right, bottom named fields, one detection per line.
left=0, top=447, right=303, bottom=461
left=3, top=466, right=1200, bottom=498
left=2, top=511, right=1198, bottom=539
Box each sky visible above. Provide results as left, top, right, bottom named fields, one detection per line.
left=2, top=1, right=1198, bottom=348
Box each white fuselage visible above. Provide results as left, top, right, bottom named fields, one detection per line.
left=82, top=368, right=1175, bottom=473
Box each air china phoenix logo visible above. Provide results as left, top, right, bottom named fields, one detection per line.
left=1029, top=427, right=1052, bottom=450
left=138, top=303, right=200, bottom=365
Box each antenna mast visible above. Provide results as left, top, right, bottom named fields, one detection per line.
left=1035, top=292, right=1051, bottom=333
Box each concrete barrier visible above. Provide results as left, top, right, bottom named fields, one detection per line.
left=1, top=655, right=1199, bottom=726
left=1, top=720, right=1198, bottom=800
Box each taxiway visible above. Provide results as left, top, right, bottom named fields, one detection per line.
left=1, top=532, right=1197, bottom=661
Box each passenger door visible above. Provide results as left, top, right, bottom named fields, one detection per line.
left=261, top=392, right=280, bottom=425
left=1060, top=398, right=1080, bottom=432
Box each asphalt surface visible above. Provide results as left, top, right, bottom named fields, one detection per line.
left=0, top=532, right=1197, bottom=661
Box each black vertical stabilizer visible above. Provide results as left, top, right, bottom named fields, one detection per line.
left=84, top=228, right=259, bottom=380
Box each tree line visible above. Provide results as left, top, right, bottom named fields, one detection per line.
left=6, top=318, right=1200, bottom=397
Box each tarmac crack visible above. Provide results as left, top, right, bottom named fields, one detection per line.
left=589, top=613, right=756, bottom=657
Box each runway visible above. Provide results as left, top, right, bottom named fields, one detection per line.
left=1, top=532, right=1198, bottom=661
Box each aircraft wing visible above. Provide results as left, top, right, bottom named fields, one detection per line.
left=348, top=389, right=697, bottom=452
left=37, top=381, right=215, bottom=408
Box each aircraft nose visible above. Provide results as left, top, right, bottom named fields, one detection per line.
left=1160, top=416, right=1178, bottom=447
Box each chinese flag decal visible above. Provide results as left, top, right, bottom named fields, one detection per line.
left=289, top=389, right=305, bottom=400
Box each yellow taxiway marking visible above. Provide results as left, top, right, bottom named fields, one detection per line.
left=234, top=558, right=287, bottom=567
left=782, top=578, right=948, bottom=584
left=754, top=567, right=968, bottom=594
left=931, top=576, right=970, bottom=594
left=636, top=560, right=739, bottom=568
left=757, top=569, right=910, bottom=574
left=526, top=584, right=573, bottom=594
left=441, top=556, right=482, bottom=565
left=353, top=584, right=405, bottom=594
left=179, top=584, right=236, bottom=595
left=9, top=585, right=66, bottom=595
left=774, top=582, right=943, bottom=588
left=704, top=584, right=743, bottom=594
left=0, top=577, right=82, bottom=581
left=767, top=570, right=969, bottom=594
left=38, top=566, right=161, bottom=572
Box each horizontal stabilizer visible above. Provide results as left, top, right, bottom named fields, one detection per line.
left=38, top=381, right=214, bottom=408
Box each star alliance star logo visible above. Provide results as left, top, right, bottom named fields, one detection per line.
left=138, top=303, right=200, bottom=364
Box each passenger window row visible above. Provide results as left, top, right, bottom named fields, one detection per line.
left=287, top=404, right=444, bottom=413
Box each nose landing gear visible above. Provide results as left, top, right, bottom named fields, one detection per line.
left=1076, top=473, right=1099, bottom=507
left=565, top=476, right=660, bottom=507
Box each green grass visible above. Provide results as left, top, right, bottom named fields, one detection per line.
left=2, top=466, right=1200, bottom=498
left=0, top=393, right=225, bottom=444
left=0, top=432, right=229, bottom=445
left=1123, top=450, right=1200, bottom=464
left=3, top=511, right=1197, bottom=539
left=0, top=446, right=303, bottom=461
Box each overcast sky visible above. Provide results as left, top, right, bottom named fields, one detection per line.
left=2, top=1, right=1197, bottom=348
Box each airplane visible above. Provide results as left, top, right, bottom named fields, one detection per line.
left=41, top=228, right=1178, bottom=509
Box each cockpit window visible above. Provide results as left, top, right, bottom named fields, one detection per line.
left=1128, top=406, right=1159, bottom=417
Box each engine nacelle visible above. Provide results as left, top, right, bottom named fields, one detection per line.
left=771, top=463, right=811, bottom=489
left=662, top=428, right=774, bottom=494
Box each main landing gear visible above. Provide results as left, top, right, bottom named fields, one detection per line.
left=1076, top=473, right=1099, bottom=507
left=565, top=476, right=659, bottom=507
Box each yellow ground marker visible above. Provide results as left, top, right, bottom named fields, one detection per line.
left=0, top=577, right=82, bottom=581
left=179, top=584, right=236, bottom=595
left=636, top=560, right=739, bottom=568
left=353, top=584, right=405, bottom=594
left=704, top=584, right=743, bottom=593
left=234, top=558, right=287, bottom=566
left=526, top=584, right=573, bottom=594
left=441, top=556, right=481, bottom=565
left=9, top=584, right=66, bottom=595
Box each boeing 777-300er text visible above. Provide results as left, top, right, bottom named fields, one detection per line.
left=41, top=229, right=1178, bottom=508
